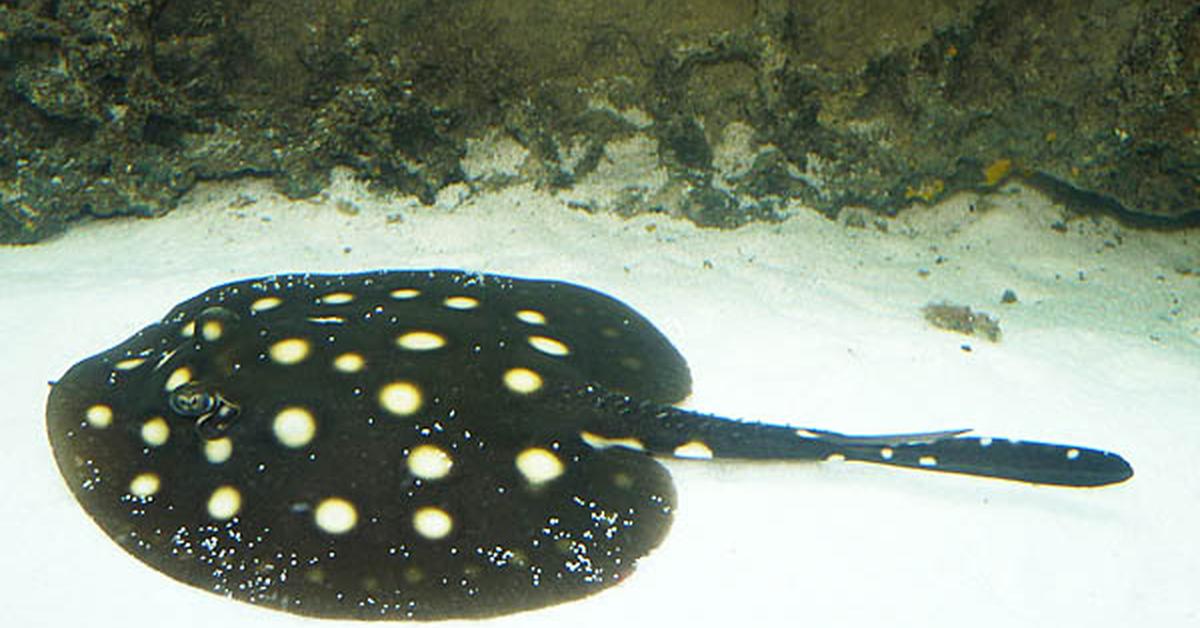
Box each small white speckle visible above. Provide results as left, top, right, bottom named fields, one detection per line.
left=528, top=336, right=570, bottom=357
left=205, top=437, right=233, bottom=464
left=396, top=331, right=447, bottom=351
left=85, top=404, right=113, bottom=429
left=979, top=437, right=993, bottom=447
left=407, top=444, right=454, bottom=480
left=207, top=485, right=242, bottom=520
left=320, top=292, right=356, bottom=305
left=503, top=368, right=543, bottom=394
left=164, top=366, right=193, bottom=392
left=379, top=381, right=422, bottom=416
left=141, top=417, right=170, bottom=447
left=129, top=472, right=161, bottom=497
left=314, top=497, right=358, bottom=534
left=919, top=455, right=938, bottom=467
left=1066, top=448, right=1081, bottom=460
left=672, top=441, right=714, bottom=460
left=515, top=448, right=565, bottom=484
left=333, top=352, right=366, bottom=373
left=880, top=447, right=894, bottom=460
left=515, top=309, right=547, bottom=325
left=825, top=453, right=847, bottom=462
left=269, top=338, right=311, bottom=365
left=251, top=296, right=283, bottom=312
left=412, top=506, right=454, bottom=540
left=273, top=407, right=317, bottom=448
left=443, top=296, right=479, bottom=310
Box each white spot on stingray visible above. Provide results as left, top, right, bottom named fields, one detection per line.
left=919, top=455, right=938, bottom=467
left=306, top=316, right=346, bottom=325
left=164, top=366, right=192, bottom=391
left=205, top=437, right=233, bottom=464
left=333, top=352, right=366, bottom=373
left=1066, top=448, right=1081, bottom=460
left=528, top=335, right=570, bottom=356
left=390, top=288, right=420, bottom=300
left=396, top=331, right=447, bottom=351
left=251, top=296, right=283, bottom=312
left=314, top=497, right=358, bottom=534
left=201, top=320, right=224, bottom=341
left=515, top=309, right=547, bottom=325
left=180, top=321, right=196, bottom=338
left=515, top=448, right=565, bottom=484
left=273, top=406, right=317, bottom=448
left=880, top=447, right=895, bottom=460
left=979, top=437, right=994, bottom=447
left=407, top=444, right=453, bottom=480
left=443, top=296, right=479, bottom=310
left=207, top=485, right=242, bottom=520
left=503, top=368, right=543, bottom=394
left=580, top=431, right=646, bottom=452
left=85, top=404, right=113, bottom=429
left=412, top=506, right=454, bottom=540
left=269, top=338, right=311, bottom=365
left=825, top=453, right=847, bottom=462
left=379, top=381, right=422, bottom=416
left=141, top=417, right=170, bottom=447
left=129, top=472, right=160, bottom=497
left=673, top=440, right=714, bottom=460
left=320, top=292, right=356, bottom=305
left=114, top=357, right=147, bottom=370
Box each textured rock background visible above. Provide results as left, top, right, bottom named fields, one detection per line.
left=1, top=0, right=1196, bottom=243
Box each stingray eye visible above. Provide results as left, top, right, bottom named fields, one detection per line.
left=196, top=396, right=240, bottom=440
left=168, top=383, right=216, bottom=417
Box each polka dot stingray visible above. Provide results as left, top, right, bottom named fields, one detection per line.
left=45, top=270, right=1133, bottom=620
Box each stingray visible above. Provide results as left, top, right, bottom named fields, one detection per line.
left=45, top=270, right=1132, bottom=620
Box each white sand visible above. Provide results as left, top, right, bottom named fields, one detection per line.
left=2, top=170, right=1197, bottom=627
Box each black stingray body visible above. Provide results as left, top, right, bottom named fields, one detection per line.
left=45, top=270, right=1132, bottom=621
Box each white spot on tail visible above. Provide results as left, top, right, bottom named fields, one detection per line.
left=85, top=404, right=113, bottom=429
left=580, top=431, right=646, bottom=452
left=503, top=368, right=543, bottom=394
left=412, top=506, right=454, bottom=540
left=141, top=417, right=170, bottom=447
left=314, top=497, right=358, bottom=534
left=673, top=440, right=714, bottom=460
left=273, top=407, right=317, bottom=448
left=207, top=485, right=242, bottom=520
left=269, top=338, right=311, bottom=365
left=919, top=455, right=938, bottom=467
left=880, top=447, right=894, bottom=460
left=407, top=444, right=454, bottom=480
left=528, top=335, right=570, bottom=356
left=379, top=381, right=423, bottom=416
left=515, top=448, right=565, bottom=484
left=1066, top=448, right=1080, bottom=460
left=396, top=331, right=447, bottom=351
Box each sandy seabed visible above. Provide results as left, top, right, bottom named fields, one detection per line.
left=3, top=171, right=1197, bottom=627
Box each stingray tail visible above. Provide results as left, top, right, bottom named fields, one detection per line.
left=559, top=384, right=1133, bottom=488
left=801, top=428, right=1134, bottom=487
